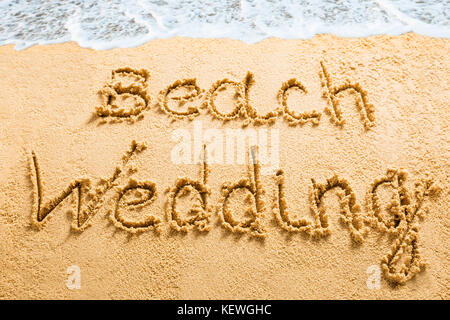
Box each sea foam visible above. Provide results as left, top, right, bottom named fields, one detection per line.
left=0, top=0, right=448, bottom=50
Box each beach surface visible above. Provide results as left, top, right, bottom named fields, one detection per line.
left=0, top=33, right=448, bottom=299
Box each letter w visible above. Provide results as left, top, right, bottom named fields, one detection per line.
left=30, top=151, right=92, bottom=231
left=29, top=141, right=144, bottom=231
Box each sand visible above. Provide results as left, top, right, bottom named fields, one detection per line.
left=0, top=33, right=448, bottom=299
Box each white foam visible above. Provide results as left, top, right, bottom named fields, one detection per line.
left=0, top=0, right=448, bottom=50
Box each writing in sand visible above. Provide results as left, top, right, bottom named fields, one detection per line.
left=95, top=64, right=375, bottom=128
left=27, top=67, right=441, bottom=285
left=30, top=140, right=441, bottom=285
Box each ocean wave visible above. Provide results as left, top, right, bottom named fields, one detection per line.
left=0, top=0, right=448, bottom=50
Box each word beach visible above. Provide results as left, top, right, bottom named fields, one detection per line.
left=95, top=64, right=375, bottom=128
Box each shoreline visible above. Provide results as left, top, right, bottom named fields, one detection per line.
left=1, top=31, right=449, bottom=52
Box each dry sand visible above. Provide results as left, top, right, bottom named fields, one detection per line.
left=0, top=33, right=448, bottom=299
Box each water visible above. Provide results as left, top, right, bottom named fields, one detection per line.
left=0, top=0, right=448, bottom=50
